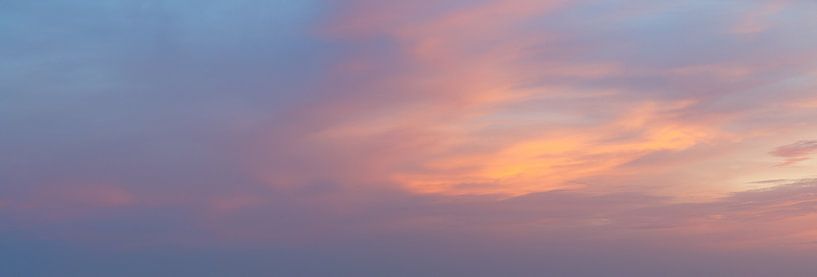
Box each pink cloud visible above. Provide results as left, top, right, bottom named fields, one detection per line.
left=772, top=140, right=817, bottom=166
left=730, top=0, right=790, bottom=35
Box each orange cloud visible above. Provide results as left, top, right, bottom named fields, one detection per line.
left=244, top=0, right=817, bottom=200
left=255, top=0, right=812, bottom=197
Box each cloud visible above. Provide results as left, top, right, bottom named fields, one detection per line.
left=730, top=0, right=789, bottom=35
left=771, top=140, right=817, bottom=165
left=264, top=0, right=817, bottom=196
left=5, top=177, right=817, bottom=276
left=3, top=0, right=817, bottom=276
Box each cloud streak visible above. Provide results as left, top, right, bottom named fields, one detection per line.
left=772, top=140, right=817, bottom=166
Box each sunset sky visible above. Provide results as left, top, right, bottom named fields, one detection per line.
left=3, top=1, right=817, bottom=276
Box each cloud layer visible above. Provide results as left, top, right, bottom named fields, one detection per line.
left=3, top=0, right=817, bottom=276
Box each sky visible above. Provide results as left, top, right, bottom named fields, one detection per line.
left=2, top=0, right=817, bottom=276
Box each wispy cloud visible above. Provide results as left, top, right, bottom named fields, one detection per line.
left=772, top=140, right=817, bottom=166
